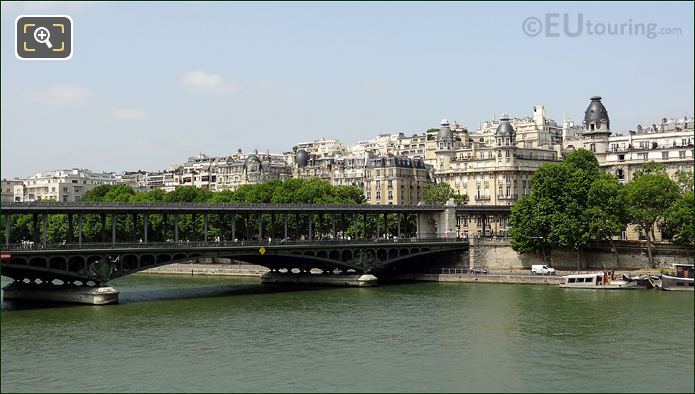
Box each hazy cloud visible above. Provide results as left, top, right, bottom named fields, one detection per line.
left=26, top=84, right=94, bottom=107
left=114, top=108, right=148, bottom=120
left=180, top=70, right=240, bottom=93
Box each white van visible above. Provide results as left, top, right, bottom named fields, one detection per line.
left=531, top=264, right=556, bottom=275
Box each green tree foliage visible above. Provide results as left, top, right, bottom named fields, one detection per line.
left=4, top=180, right=365, bottom=244
left=633, top=161, right=666, bottom=179
left=674, top=169, right=694, bottom=193
left=423, top=182, right=467, bottom=205
left=586, top=173, right=629, bottom=266
left=509, top=149, right=600, bottom=266
left=662, top=191, right=694, bottom=246
left=509, top=194, right=551, bottom=262
left=624, top=171, right=680, bottom=267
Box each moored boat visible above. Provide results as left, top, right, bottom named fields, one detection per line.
left=660, top=264, right=694, bottom=291
left=559, top=272, right=639, bottom=290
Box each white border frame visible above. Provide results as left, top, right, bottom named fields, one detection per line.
left=15, top=15, right=74, bottom=61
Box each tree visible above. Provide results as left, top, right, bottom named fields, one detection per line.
left=633, top=161, right=666, bottom=179
left=586, top=173, right=629, bottom=267
left=625, top=172, right=680, bottom=267
left=674, top=169, right=694, bottom=193
left=509, top=194, right=551, bottom=263
left=423, top=182, right=467, bottom=205
left=662, top=191, right=694, bottom=246
left=509, top=149, right=600, bottom=267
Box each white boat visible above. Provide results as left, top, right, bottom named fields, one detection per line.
left=660, top=264, right=694, bottom=291
left=559, top=272, right=639, bottom=290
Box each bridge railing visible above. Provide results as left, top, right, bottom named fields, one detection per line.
left=0, top=201, right=444, bottom=210
left=2, top=237, right=469, bottom=251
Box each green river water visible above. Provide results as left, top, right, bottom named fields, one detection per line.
left=1, top=275, right=693, bottom=392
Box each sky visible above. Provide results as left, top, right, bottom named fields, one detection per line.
left=1, top=1, right=693, bottom=178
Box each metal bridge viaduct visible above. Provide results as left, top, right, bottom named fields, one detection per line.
left=0, top=202, right=511, bottom=304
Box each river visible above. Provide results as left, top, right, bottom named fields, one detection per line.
left=1, top=275, right=693, bottom=392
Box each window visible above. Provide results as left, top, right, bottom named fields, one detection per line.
left=387, top=190, right=393, bottom=199
left=618, top=154, right=625, bottom=161
left=376, top=191, right=381, bottom=200
left=662, top=151, right=669, bottom=160
left=590, top=143, right=596, bottom=152
left=62, top=187, right=68, bottom=192
left=679, top=151, right=686, bottom=158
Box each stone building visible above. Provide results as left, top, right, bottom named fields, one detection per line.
left=21, top=169, right=118, bottom=202
left=363, top=156, right=431, bottom=205
left=216, top=152, right=292, bottom=191
left=1, top=179, right=23, bottom=202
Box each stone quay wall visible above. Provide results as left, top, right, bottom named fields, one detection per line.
left=468, top=238, right=693, bottom=271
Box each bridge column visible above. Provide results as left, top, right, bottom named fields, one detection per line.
left=67, top=214, right=74, bottom=243
left=111, top=213, right=116, bottom=245
left=397, top=213, right=402, bottom=238
left=42, top=212, right=47, bottom=246
left=439, top=201, right=458, bottom=239
left=174, top=214, right=179, bottom=242
left=231, top=213, right=236, bottom=241
left=308, top=213, right=313, bottom=241
left=32, top=213, right=38, bottom=244
left=219, top=214, right=225, bottom=241
left=284, top=213, right=288, bottom=240
left=416, top=213, right=433, bottom=240
left=295, top=213, right=300, bottom=240
left=203, top=213, right=208, bottom=242
left=362, top=213, right=367, bottom=239
left=332, top=214, right=336, bottom=240
left=100, top=214, right=106, bottom=243
left=4, top=213, right=10, bottom=246
left=258, top=213, right=262, bottom=240
left=192, top=214, right=197, bottom=241
left=78, top=213, right=83, bottom=245
left=144, top=213, right=149, bottom=243
left=132, top=213, right=137, bottom=241
left=162, top=213, right=168, bottom=241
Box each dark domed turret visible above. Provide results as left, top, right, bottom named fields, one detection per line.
left=495, top=116, right=515, bottom=137
left=584, top=96, right=610, bottom=131
left=295, top=149, right=309, bottom=168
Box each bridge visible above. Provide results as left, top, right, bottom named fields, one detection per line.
left=0, top=202, right=510, bottom=303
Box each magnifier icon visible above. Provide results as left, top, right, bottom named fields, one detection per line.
left=33, top=27, right=53, bottom=49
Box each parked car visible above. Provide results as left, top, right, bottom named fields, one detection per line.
left=471, top=267, right=488, bottom=274
left=531, top=264, right=556, bottom=275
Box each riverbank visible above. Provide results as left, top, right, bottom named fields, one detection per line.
left=138, top=262, right=268, bottom=277
left=389, top=273, right=563, bottom=285
left=139, top=262, right=663, bottom=286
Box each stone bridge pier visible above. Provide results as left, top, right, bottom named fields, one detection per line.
left=416, top=200, right=458, bottom=240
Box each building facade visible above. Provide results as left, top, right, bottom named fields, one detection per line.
left=1, top=179, right=23, bottom=203
left=20, top=169, right=118, bottom=202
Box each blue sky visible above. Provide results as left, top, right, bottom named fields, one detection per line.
left=1, top=1, right=693, bottom=178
